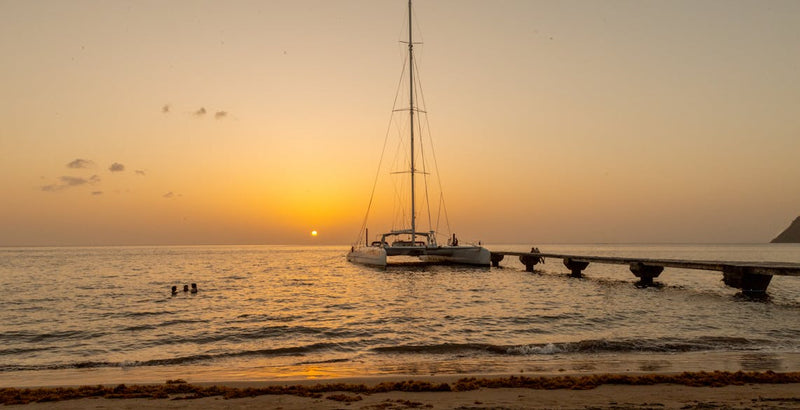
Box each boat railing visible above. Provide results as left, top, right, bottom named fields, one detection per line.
left=391, top=240, right=427, bottom=247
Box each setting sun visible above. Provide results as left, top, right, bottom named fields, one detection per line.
left=311, top=230, right=318, bottom=237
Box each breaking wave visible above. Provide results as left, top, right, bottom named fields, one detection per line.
left=372, top=336, right=770, bottom=357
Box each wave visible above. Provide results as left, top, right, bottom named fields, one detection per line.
left=372, top=343, right=509, bottom=355
left=0, top=346, right=52, bottom=356
left=294, top=358, right=351, bottom=365
left=0, top=342, right=354, bottom=372
left=372, top=336, right=772, bottom=357
left=0, top=330, right=107, bottom=344
left=121, top=310, right=176, bottom=318
left=506, top=337, right=768, bottom=355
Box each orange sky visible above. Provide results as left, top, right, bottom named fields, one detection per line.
left=1, top=0, right=799, bottom=246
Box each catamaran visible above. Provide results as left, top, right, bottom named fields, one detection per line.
left=347, top=0, right=490, bottom=268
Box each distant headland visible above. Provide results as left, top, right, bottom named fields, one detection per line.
left=771, top=216, right=800, bottom=243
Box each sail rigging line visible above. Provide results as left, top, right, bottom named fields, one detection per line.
left=413, top=51, right=453, bottom=239
left=390, top=152, right=409, bottom=232
left=411, top=59, right=435, bottom=236
left=409, top=1, right=424, bottom=50
left=407, top=0, right=417, bottom=246
left=405, top=0, right=439, bottom=241
left=388, top=89, right=411, bottom=233
left=353, top=51, right=411, bottom=246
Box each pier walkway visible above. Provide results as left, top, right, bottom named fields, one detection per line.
left=490, top=249, right=800, bottom=296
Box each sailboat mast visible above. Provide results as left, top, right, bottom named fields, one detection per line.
left=408, top=0, right=416, bottom=245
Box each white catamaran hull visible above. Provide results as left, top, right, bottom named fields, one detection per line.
left=418, top=246, right=491, bottom=266
left=347, top=246, right=387, bottom=267
left=348, top=245, right=490, bottom=268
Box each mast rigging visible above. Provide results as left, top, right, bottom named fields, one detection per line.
left=407, top=0, right=416, bottom=245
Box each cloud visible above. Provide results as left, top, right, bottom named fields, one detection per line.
left=162, top=104, right=170, bottom=113
left=61, top=176, right=88, bottom=186
left=92, top=191, right=103, bottom=196
left=135, top=170, right=146, bottom=176
left=214, top=111, right=228, bottom=119
left=194, top=107, right=206, bottom=116
left=163, top=191, right=175, bottom=198
left=109, top=163, right=125, bottom=172
left=67, top=158, right=94, bottom=169
left=40, top=175, right=100, bottom=192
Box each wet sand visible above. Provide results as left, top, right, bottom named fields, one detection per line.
left=4, top=372, right=800, bottom=409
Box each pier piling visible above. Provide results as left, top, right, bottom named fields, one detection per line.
left=563, top=258, right=589, bottom=278
left=490, top=253, right=504, bottom=267
left=519, top=255, right=541, bottom=272
left=722, top=266, right=773, bottom=297
left=629, top=262, right=664, bottom=286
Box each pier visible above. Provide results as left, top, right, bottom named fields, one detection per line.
left=490, top=249, right=800, bottom=296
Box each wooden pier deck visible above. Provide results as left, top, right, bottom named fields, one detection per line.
left=490, top=250, right=800, bottom=296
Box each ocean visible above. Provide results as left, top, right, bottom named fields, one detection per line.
left=1, top=244, right=799, bottom=387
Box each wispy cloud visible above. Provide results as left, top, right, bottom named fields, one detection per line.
left=163, top=104, right=230, bottom=119
left=109, top=163, right=125, bottom=172
left=61, top=176, right=88, bottom=186
left=162, top=191, right=184, bottom=199
left=41, top=175, right=100, bottom=192
left=67, top=158, right=94, bottom=169
left=92, top=191, right=103, bottom=196
left=135, top=170, right=146, bottom=176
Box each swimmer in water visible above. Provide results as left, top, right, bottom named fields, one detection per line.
left=191, top=283, right=198, bottom=294
left=171, top=285, right=177, bottom=295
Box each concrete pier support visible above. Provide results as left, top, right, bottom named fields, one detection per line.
left=563, top=258, right=589, bottom=278
left=722, top=266, right=773, bottom=296
left=519, top=255, right=541, bottom=272
left=490, top=253, right=505, bottom=267
left=629, top=262, right=664, bottom=286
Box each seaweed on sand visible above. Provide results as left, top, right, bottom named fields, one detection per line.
left=2, top=371, right=799, bottom=405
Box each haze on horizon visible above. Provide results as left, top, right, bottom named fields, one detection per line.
left=1, top=0, right=798, bottom=247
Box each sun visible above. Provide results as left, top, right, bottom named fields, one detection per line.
left=311, top=230, right=318, bottom=237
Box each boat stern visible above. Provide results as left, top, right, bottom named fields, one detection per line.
left=347, top=246, right=388, bottom=267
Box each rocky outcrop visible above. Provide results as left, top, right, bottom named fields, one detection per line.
left=771, top=216, right=800, bottom=243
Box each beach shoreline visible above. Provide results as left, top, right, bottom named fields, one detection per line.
left=6, top=350, right=800, bottom=390
left=4, top=371, right=800, bottom=409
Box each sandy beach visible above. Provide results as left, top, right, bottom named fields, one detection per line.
left=4, top=372, right=800, bottom=409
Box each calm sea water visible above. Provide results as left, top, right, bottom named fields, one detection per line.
left=1, top=244, right=799, bottom=387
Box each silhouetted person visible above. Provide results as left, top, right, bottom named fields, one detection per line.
left=171, top=285, right=177, bottom=296
left=531, top=247, right=544, bottom=264
left=183, top=284, right=189, bottom=292
left=190, top=283, right=198, bottom=294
